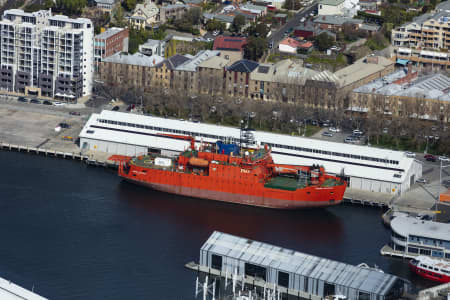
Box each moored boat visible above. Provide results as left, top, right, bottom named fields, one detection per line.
left=117, top=139, right=347, bottom=209
left=410, top=256, right=450, bottom=283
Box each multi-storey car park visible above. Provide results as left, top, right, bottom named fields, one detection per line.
left=79, top=110, right=422, bottom=195
left=0, top=9, right=93, bottom=101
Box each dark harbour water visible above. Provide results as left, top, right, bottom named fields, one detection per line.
left=0, top=151, right=435, bottom=299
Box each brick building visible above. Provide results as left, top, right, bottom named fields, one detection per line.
left=94, top=27, right=129, bottom=69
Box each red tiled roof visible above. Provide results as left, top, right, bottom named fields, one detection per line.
left=298, top=41, right=313, bottom=48
left=213, top=35, right=248, bottom=52
left=279, top=37, right=302, bottom=48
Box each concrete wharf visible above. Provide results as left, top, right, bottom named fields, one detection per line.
left=0, top=142, right=119, bottom=168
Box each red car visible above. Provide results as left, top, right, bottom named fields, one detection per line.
left=424, top=154, right=436, bottom=162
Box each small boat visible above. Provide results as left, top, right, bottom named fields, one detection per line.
left=409, top=256, right=450, bottom=283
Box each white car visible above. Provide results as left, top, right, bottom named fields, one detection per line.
left=439, top=155, right=450, bottom=162
left=53, top=101, right=65, bottom=106
left=416, top=178, right=427, bottom=184
left=353, top=129, right=363, bottom=135
left=212, top=30, right=220, bottom=36
left=329, top=127, right=340, bottom=132
left=405, top=151, right=415, bottom=158
left=300, top=17, right=306, bottom=22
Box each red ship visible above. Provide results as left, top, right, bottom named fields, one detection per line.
left=410, top=256, right=450, bottom=283
left=117, top=138, right=347, bottom=209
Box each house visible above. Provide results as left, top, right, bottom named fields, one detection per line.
left=213, top=36, right=247, bottom=64
left=139, top=39, right=166, bottom=56
left=234, top=10, right=257, bottom=22
left=129, top=0, right=159, bottom=29
left=297, top=41, right=314, bottom=52
left=159, top=4, right=189, bottom=23
left=313, top=15, right=363, bottom=32
left=318, top=0, right=345, bottom=15
left=95, top=0, right=115, bottom=11
left=214, top=14, right=235, bottom=29
left=279, top=37, right=302, bottom=54
left=294, top=21, right=316, bottom=39
left=274, top=13, right=287, bottom=25
left=239, top=3, right=267, bottom=17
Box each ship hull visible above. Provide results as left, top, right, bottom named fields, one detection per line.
left=409, top=263, right=450, bottom=283
left=122, top=176, right=343, bottom=209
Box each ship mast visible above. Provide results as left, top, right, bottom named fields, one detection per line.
left=240, top=112, right=256, bottom=150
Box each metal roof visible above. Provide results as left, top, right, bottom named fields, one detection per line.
left=175, top=50, right=220, bottom=72
left=0, top=276, right=48, bottom=300
left=314, top=15, right=362, bottom=25
left=335, top=56, right=394, bottom=87
left=95, top=27, right=125, bottom=40
left=201, top=231, right=401, bottom=296
left=318, top=0, right=344, bottom=5
left=103, top=52, right=164, bottom=67
left=391, top=216, right=450, bottom=242
left=227, top=59, right=259, bottom=73
left=80, top=111, right=418, bottom=183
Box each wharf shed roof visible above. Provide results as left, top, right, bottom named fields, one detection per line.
left=201, top=231, right=401, bottom=296
left=0, top=276, right=48, bottom=300
left=80, top=111, right=417, bottom=183
left=391, top=216, right=450, bottom=241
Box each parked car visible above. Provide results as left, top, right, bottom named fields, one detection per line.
left=59, top=122, right=70, bottom=129
left=61, top=135, right=73, bottom=141
left=53, top=101, right=65, bottom=106
left=18, top=96, right=28, bottom=102
left=30, top=98, right=41, bottom=104
left=43, top=100, right=52, bottom=105
left=329, top=127, right=340, bottom=133
left=300, top=17, right=306, bottom=22
left=439, top=155, right=450, bottom=162
left=69, top=111, right=81, bottom=116
left=322, top=131, right=333, bottom=137
left=416, top=178, right=427, bottom=184
left=416, top=213, right=432, bottom=220
left=405, top=152, right=416, bottom=158
left=112, top=105, right=120, bottom=111
left=353, top=129, right=363, bottom=135
left=443, top=180, right=450, bottom=188
left=382, top=128, right=388, bottom=134
left=344, top=136, right=355, bottom=143
left=424, top=154, right=436, bottom=162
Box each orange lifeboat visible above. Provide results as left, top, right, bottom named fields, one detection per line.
left=189, top=157, right=209, bottom=167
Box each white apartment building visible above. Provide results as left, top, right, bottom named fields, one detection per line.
left=0, top=9, right=94, bottom=101
left=318, top=0, right=345, bottom=16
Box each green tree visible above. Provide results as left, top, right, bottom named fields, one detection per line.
left=244, top=36, right=267, bottom=61
left=231, top=15, right=246, bottom=32
left=122, top=0, right=137, bottom=11
left=128, top=27, right=150, bottom=53
left=113, top=5, right=126, bottom=27
left=206, top=19, right=225, bottom=32
left=314, top=32, right=334, bottom=51
left=55, top=0, right=87, bottom=16
left=246, top=23, right=269, bottom=38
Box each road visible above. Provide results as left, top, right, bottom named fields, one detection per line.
left=268, top=4, right=317, bottom=49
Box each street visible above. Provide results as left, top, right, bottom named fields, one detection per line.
left=268, top=3, right=317, bottom=49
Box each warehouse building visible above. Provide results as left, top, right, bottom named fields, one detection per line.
left=197, top=231, right=411, bottom=300
left=79, top=110, right=422, bottom=195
